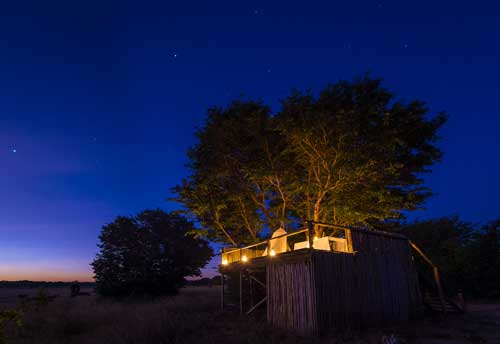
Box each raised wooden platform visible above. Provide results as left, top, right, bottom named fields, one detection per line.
left=220, top=223, right=427, bottom=335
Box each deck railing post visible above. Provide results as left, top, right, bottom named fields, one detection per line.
left=307, top=221, right=314, bottom=250
left=345, top=228, right=353, bottom=253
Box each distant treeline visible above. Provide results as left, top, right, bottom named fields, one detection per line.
left=185, top=276, right=221, bottom=287
left=0, top=281, right=95, bottom=289
left=396, top=217, right=500, bottom=299
left=0, top=279, right=216, bottom=289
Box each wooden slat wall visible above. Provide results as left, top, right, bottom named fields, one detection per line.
left=266, top=235, right=423, bottom=335
left=312, top=251, right=422, bottom=333
left=350, top=229, right=406, bottom=254
left=349, top=230, right=424, bottom=322
left=267, top=257, right=318, bottom=335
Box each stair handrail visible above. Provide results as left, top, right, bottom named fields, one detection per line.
left=409, top=240, right=447, bottom=313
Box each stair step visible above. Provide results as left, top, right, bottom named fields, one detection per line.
left=424, top=302, right=461, bottom=312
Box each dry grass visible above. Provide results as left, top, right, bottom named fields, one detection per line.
left=1, top=287, right=499, bottom=344
left=4, top=287, right=311, bottom=344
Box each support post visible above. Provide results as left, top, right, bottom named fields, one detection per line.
left=239, top=269, right=243, bottom=315
left=249, top=271, right=253, bottom=308
left=220, top=271, right=224, bottom=311
left=457, top=291, right=465, bottom=312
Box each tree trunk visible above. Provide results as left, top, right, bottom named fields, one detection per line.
left=313, top=197, right=324, bottom=237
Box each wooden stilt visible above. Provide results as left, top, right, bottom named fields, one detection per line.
left=239, top=269, right=243, bottom=315
left=249, top=271, right=253, bottom=308
left=220, top=272, right=224, bottom=311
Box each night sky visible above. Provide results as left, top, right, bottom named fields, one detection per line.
left=1, top=1, right=499, bottom=281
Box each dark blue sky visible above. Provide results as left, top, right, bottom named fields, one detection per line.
left=1, top=1, right=499, bottom=281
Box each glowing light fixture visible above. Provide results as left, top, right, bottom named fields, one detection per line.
left=313, top=236, right=318, bottom=241
left=222, top=259, right=228, bottom=265
left=270, top=249, right=276, bottom=257
left=242, top=255, right=248, bottom=262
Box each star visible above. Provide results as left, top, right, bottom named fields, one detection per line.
left=267, top=68, right=272, bottom=73
left=403, top=43, right=409, bottom=49
left=173, top=53, right=178, bottom=58
left=12, top=148, right=17, bottom=153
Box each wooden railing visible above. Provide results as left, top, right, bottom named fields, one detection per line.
left=221, top=222, right=350, bottom=266
left=409, top=240, right=448, bottom=313
left=221, top=229, right=308, bottom=265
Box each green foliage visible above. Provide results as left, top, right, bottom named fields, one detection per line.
left=174, top=77, right=446, bottom=243
left=461, top=219, right=500, bottom=297
left=92, top=209, right=213, bottom=298
left=400, top=217, right=500, bottom=298
left=0, top=309, right=23, bottom=344
left=33, top=289, right=49, bottom=310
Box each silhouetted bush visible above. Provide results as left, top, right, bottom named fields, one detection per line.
left=92, top=210, right=213, bottom=298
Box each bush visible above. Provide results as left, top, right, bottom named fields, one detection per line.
left=92, top=210, right=213, bottom=298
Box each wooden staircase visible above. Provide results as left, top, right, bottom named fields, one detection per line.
left=409, top=241, right=465, bottom=314
left=423, top=292, right=463, bottom=313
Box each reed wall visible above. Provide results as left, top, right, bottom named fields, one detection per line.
left=266, top=236, right=422, bottom=334
left=266, top=257, right=317, bottom=334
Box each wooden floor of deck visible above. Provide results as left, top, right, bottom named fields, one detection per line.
left=220, top=248, right=353, bottom=272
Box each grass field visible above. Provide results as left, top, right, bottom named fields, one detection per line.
left=1, top=286, right=499, bottom=344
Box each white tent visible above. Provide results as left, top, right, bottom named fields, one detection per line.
left=263, top=227, right=289, bottom=256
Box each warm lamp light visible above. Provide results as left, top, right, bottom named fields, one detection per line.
left=313, top=236, right=318, bottom=241
left=222, top=259, right=228, bottom=265
left=270, top=249, right=276, bottom=257
left=242, top=255, right=248, bottom=262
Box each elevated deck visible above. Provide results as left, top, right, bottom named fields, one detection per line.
left=221, top=247, right=317, bottom=271
left=221, top=223, right=354, bottom=267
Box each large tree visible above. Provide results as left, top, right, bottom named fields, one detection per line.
left=92, top=210, right=213, bottom=297
left=174, top=77, right=446, bottom=244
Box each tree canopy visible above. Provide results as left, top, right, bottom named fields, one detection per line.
left=92, top=210, right=213, bottom=297
left=174, top=77, right=446, bottom=245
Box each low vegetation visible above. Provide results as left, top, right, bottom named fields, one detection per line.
left=1, top=287, right=301, bottom=344
left=0, top=287, right=498, bottom=344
